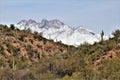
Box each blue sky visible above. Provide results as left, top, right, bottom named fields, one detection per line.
left=0, top=0, right=120, bottom=35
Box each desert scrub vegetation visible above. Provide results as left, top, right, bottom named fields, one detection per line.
left=5, top=42, right=19, bottom=56
left=0, top=44, right=4, bottom=55
left=0, top=24, right=120, bottom=80
left=100, top=58, right=120, bottom=80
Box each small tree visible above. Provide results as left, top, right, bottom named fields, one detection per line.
left=101, top=30, right=104, bottom=42
left=27, top=28, right=31, bottom=33
left=112, top=29, right=120, bottom=41
left=10, top=24, right=15, bottom=30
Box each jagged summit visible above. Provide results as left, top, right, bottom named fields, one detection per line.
left=17, top=19, right=65, bottom=29
left=16, top=19, right=101, bottom=46
left=41, top=19, right=49, bottom=24
left=17, top=19, right=27, bottom=25
left=49, top=19, right=64, bottom=26
left=39, top=19, right=49, bottom=28
left=28, top=19, right=37, bottom=24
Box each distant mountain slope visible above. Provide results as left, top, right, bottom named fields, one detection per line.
left=16, top=19, right=101, bottom=46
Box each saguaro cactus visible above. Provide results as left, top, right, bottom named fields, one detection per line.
left=101, top=30, right=104, bottom=42
left=12, top=57, right=16, bottom=71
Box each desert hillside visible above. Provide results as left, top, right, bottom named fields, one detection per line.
left=0, top=24, right=120, bottom=80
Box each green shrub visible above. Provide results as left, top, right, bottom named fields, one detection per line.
left=19, top=34, right=27, bottom=41
left=10, top=24, right=15, bottom=30
left=0, top=45, right=4, bottom=54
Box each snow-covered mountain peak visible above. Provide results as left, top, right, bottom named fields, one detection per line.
left=17, top=19, right=27, bottom=25
left=16, top=19, right=101, bottom=47
left=41, top=19, right=48, bottom=24
left=39, top=19, right=65, bottom=29
left=28, top=19, right=37, bottom=24
left=17, top=19, right=37, bottom=25
left=49, top=19, right=64, bottom=26
left=39, top=19, right=49, bottom=28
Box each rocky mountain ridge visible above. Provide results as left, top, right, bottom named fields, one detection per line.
left=16, top=19, right=102, bottom=46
